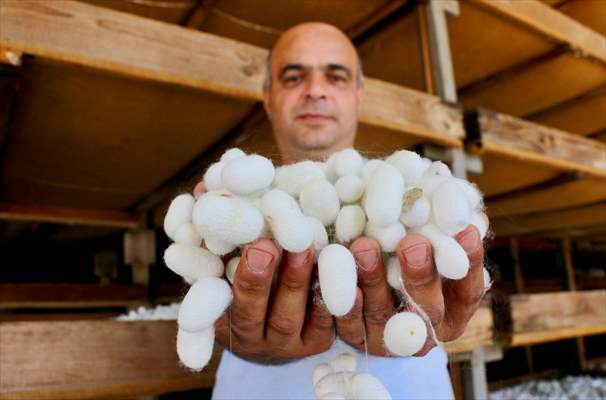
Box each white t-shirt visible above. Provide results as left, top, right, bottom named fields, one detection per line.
left=212, top=339, right=454, bottom=399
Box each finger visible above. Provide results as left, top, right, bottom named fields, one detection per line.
left=230, top=238, right=280, bottom=343
left=440, top=225, right=485, bottom=341
left=301, top=280, right=335, bottom=353
left=266, top=247, right=315, bottom=345
left=193, top=181, right=207, bottom=199
left=397, top=234, right=445, bottom=329
left=334, top=288, right=365, bottom=350
left=350, top=237, right=394, bottom=355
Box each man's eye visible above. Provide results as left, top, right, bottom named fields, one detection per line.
left=284, top=75, right=302, bottom=84
left=329, top=74, right=347, bottom=82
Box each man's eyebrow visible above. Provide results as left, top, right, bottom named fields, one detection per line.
left=278, top=63, right=306, bottom=79
left=326, top=64, right=352, bottom=78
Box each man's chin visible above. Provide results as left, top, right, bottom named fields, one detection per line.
left=292, top=130, right=337, bottom=151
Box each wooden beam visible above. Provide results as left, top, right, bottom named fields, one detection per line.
left=486, top=176, right=606, bottom=218
left=345, top=0, right=409, bottom=40
left=181, top=0, right=219, bottom=29
left=458, top=51, right=605, bottom=117
left=0, top=320, right=220, bottom=399
left=509, top=290, right=606, bottom=347
left=491, top=203, right=606, bottom=237
left=466, top=109, right=606, bottom=178
left=527, top=86, right=606, bottom=136
left=0, top=203, right=143, bottom=229
left=472, top=0, right=606, bottom=63
left=0, top=0, right=464, bottom=147
left=0, top=283, right=146, bottom=309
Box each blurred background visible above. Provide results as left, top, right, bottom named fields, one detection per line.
left=0, top=0, right=605, bottom=399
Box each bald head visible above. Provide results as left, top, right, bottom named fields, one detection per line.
left=262, top=23, right=365, bottom=163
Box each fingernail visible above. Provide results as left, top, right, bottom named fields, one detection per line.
left=457, top=228, right=481, bottom=254
left=287, top=250, right=310, bottom=268
left=246, top=247, right=273, bottom=273
left=354, top=248, right=378, bottom=271
left=401, top=243, right=429, bottom=268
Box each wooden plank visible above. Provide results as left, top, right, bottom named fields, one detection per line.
left=362, top=79, right=464, bottom=147
left=0, top=320, right=220, bottom=399
left=469, top=152, right=558, bottom=197
left=0, top=283, right=145, bottom=302
left=357, top=11, right=426, bottom=92
left=82, top=0, right=196, bottom=25
left=486, top=177, right=606, bottom=218
left=345, top=0, right=408, bottom=40
left=0, top=0, right=464, bottom=144
left=509, top=290, right=606, bottom=347
left=467, top=109, right=606, bottom=178
left=182, top=0, right=218, bottom=29
left=459, top=52, right=606, bottom=117
left=449, top=1, right=553, bottom=88
left=555, top=0, right=606, bottom=37
left=472, top=0, right=606, bottom=63
left=0, top=283, right=146, bottom=309
left=2, top=58, right=254, bottom=210
left=492, top=203, right=606, bottom=237
left=527, top=86, right=606, bottom=136
left=0, top=0, right=266, bottom=100
left=0, top=203, right=143, bottom=229
left=443, top=304, right=494, bottom=354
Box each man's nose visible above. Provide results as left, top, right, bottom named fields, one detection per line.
left=304, top=73, right=327, bottom=100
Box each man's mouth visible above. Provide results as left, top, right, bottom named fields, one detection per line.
left=296, top=113, right=334, bottom=122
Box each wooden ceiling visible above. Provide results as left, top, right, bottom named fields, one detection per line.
left=0, top=0, right=604, bottom=239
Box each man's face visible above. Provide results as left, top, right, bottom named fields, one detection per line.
left=263, top=25, right=364, bottom=156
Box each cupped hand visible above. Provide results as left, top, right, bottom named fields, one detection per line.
left=336, top=222, right=486, bottom=356
left=193, top=181, right=335, bottom=364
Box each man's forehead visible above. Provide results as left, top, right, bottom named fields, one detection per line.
left=271, top=25, right=357, bottom=71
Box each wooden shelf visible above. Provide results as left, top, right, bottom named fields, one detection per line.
left=508, top=290, right=606, bottom=347
left=0, top=320, right=220, bottom=400
left=0, top=283, right=146, bottom=310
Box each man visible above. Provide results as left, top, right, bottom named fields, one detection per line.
left=200, top=22, right=486, bottom=399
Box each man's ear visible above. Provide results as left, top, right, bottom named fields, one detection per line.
left=262, top=89, right=273, bottom=120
